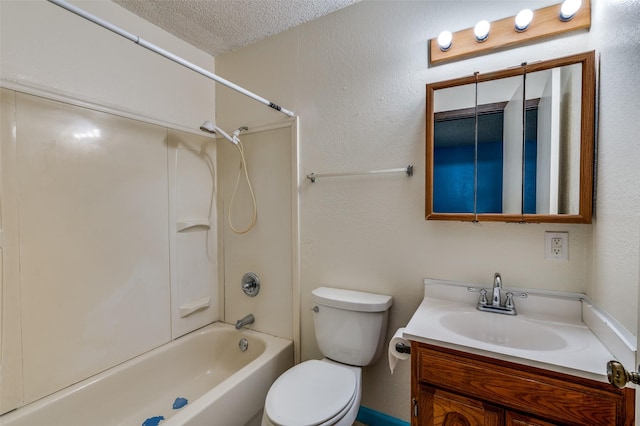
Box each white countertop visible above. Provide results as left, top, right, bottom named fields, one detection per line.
left=404, top=280, right=617, bottom=382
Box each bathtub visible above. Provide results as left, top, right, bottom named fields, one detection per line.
left=0, top=322, right=293, bottom=426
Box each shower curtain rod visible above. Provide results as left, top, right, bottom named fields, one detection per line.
left=46, top=0, right=295, bottom=118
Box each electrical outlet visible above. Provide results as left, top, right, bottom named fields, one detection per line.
left=545, top=232, right=569, bottom=260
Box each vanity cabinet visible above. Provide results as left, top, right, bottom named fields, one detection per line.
left=411, top=342, right=635, bottom=426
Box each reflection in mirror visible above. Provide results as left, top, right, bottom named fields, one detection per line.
left=477, top=76, right=524, bottom=215
left=524, top=63, right=582, bottom=215
left=426, top=51, right=594, bottom=223
left=432, top=76, right=525, bottom=215
left=432, top=83, right=476, bottom=213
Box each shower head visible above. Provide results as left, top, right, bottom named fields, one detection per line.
left=199, top=120, right=217, bottom=134
left=199, top=120, right=237, bottom=145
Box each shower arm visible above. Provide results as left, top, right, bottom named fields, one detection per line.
left=200, top=121, right=240, bottom=145
left=46, top=0, right=295, bottom=118
left=213, top=126, right=237, bottom=145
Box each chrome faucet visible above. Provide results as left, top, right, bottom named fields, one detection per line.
left=474, top=273, right=526, bottom=316
left=235, top=313, right=255, bottom=330
left=491, top=272, right=502, bottom=307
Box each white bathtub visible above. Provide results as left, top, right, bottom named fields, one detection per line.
left=0, top=322, right=293, bottom=426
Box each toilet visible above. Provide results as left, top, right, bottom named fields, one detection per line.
left=262, top=287, right=393, bottom=426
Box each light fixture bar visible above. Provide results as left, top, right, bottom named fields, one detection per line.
left=430, top=0, right=590, bottom=64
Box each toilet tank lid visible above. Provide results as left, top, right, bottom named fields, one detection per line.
left=312, top=287, right=393, bottom=312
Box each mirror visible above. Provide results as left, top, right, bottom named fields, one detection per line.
left=426, top=51, right=595, bottom=223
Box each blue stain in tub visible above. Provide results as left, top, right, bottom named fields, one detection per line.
left=173, top=397, right=188, bottom=409
left=142, top=416, right=165, bottom=426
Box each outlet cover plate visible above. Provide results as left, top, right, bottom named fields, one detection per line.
left=545, top=231, right=569, bottom=260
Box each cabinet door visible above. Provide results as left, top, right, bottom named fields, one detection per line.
left=506, top=411, right=559, bottom=426
left=419, top=385, right=502, bottom=426
left=414, top=342, right=634, bottom=425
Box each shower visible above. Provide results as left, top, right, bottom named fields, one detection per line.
left=200, top=121, right=257, bottom=234
left=199, top=121, right=237, bottom=145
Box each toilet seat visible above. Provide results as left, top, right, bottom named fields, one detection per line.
left=264, top=359, right=357, bottom=426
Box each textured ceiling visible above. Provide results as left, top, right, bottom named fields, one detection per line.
left=112, top=0, right=359, bottom=57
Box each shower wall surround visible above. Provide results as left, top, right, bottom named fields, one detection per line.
left=1, top=0, right=217, bottom=416
left=0, top=89, right=220, bottom=413
left=218, top=126, right=295, bottom=342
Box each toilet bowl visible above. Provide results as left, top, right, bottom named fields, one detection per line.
left=261, top=359, right=361, bottom=426
left=261, top=287, right=392, bottom=426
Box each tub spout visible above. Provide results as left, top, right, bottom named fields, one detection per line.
left=235, top=313, right=255, bottom=330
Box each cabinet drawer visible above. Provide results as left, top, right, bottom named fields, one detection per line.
left=414, top=343, right=632, bottom=425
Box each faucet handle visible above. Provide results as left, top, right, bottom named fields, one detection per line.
left=505, top=292, right=527, bottom=308
left=479, top=289, right=488, bottom=306
left=505, top=292, right=515, bottom=309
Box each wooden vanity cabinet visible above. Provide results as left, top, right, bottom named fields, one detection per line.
left=411, top=342, right=635, bottom=426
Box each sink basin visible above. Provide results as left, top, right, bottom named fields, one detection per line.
left=403, top=281, right=618, bottom=378
left=439, top=312, right=568, bottom=351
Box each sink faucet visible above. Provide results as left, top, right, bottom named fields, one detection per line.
left=235, top=313, right=255, bottom=330
left=491, top=272, right=502, bottom=307
left=473, top=273, right=526, bottom=316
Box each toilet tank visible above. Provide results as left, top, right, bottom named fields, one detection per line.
left=312, top=287, right=393, bottom=366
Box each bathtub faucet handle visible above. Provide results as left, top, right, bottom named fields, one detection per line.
left=235, top=313, right=255, bottom=330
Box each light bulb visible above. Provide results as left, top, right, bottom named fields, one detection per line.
left=474, top=20, right=490, bottom=42
left=515, top=9, right=533, bottom=32
left=560, top=0, right=582, bottom=21
left=437, top=31, right=453, bottom=51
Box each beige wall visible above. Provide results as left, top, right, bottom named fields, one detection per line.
left=0, top=0, right=214, bottom=129
left=587, top=0, right=640, bottom=346
left=216, top=0, right=640, bottom=420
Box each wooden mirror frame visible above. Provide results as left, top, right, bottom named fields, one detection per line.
left=425, top=51, right=595, bottom=223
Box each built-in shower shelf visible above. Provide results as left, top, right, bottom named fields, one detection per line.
left=176, top=219, right=210, bottom=232
left=179, top=296, right=211, bottom=318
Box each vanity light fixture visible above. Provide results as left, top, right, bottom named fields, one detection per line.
left=429, top=0, right=590, bottom=64
left=437, top=31, right=453, bottom=51
left=514, top=9, right=534, bottom=32
left=560, top=0, right=582, bottom=21
left=474, top=20, right=491, bottom=42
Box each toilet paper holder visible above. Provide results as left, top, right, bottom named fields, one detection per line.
left=395, top=342, right=411, bottom=354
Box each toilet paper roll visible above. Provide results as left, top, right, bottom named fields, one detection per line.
left=388, top=327, right=410, bottom=374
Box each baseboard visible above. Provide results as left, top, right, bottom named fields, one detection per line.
left=356, top=406, right=410, bottom=426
